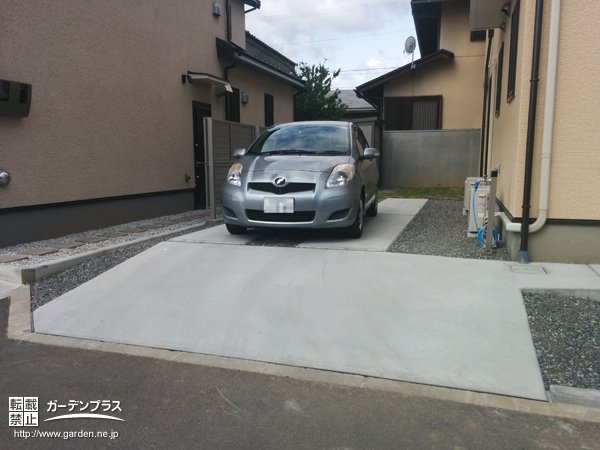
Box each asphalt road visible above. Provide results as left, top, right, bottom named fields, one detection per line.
left=2, top=300, right=600, bottom=449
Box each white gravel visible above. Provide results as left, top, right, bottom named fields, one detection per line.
left=0, top=210, right=213, bottom=267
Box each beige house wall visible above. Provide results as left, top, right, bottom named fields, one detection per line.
left=228, top=66, right=296, bottom=127
left=439, top=0, right=485, bottom=57
left=0, top=0, right=279, bottom=211
left=384, top=57, right=483, bottom=130
left=489, top=0, right=600, bottom=222
left=0, top=0, right=236, bottom=209
left=384, top=0, right=484, bottom=130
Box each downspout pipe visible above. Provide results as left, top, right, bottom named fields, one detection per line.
left=498, top=0, right=560, bottom=262
left=518, top=0, right=545, bottom=263
left=479, top=31, right=494, bottom=177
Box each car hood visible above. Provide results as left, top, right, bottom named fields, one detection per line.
left=241, top=154, right=352, bottom=173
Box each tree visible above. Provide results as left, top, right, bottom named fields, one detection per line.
left=295, top=63, right=347, bottom=121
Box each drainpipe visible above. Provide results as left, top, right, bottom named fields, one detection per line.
left=479, top=31, right=494, bottom=177
left=497, top=0, right=560, bottom=262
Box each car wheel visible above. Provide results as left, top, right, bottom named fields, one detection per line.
left=226, top=223, right=247, bottom=235
left=366, top=191, right=378, bottom=217
left=346, top=197, right=364, bottom=239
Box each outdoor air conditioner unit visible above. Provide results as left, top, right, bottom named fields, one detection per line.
left=467, top=182, right=490, bottom=237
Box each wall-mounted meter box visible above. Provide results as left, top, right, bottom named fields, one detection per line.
left=0, top=79, right=32, bottom=117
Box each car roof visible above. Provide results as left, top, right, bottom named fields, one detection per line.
left=272, top=121, right=352, bottom=129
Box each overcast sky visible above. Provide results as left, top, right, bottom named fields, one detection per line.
left=246, top=0, right=421, bottom=90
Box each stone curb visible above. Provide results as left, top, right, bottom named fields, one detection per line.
left=0, top=221, right=218, bottom=285
left=549, top=385, right=600, bottom=409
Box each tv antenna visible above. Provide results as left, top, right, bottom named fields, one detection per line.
left=405, top=36, right=416, bottom=69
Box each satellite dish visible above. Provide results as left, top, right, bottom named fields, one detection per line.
left=404, top=36, right=416, bottom=54
left=405, top=36, right=417, bottom=69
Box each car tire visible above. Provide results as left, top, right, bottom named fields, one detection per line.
left=345, top=197, right=364, bottom=239
left=366, top=192, right=378, bottom=217
left=226, top=223, right=247, bottom=235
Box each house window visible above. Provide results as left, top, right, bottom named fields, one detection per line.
left=0, top=81, right=9, bottom=102
left=19, top=84, right=29, bottom=104
left=470, top=30, right=486, bottom=42
left=226, top=88, right=240, bottom=122
left=507, top=0, right=520, bottom=101
left=383, top=96, right=442, bottom=130
left=495, top=43, right=504, bottom=117
left=264, top=93, right=274, bottom=127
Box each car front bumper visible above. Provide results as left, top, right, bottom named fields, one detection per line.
left=221, top=174, right=361, bottom=229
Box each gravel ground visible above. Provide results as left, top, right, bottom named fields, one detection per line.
left=523, top=291, right=600, bottom=391
left=1, top=209, right=211, bottom=267
left=387, top=199, right=511, bottom=260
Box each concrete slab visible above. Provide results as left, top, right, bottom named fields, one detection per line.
left=298, top=215, right=413, bottom=252
left=377, top=198, right=428, bottom=215
left=171, top=225, right=255, bottom=245
left=23, top=248, right=57, bottom=256
left=34, top=241, right=600, bottom=400
left=51, top=242, right=85, bottom=250
left=75, top=237, right=107, bottom=244
left=0, top=255, right=28, bottom=263
left=171, top=198, right=427, bottom=252
left=0, top=279, right=22, bottom=299
left=299, top=199, right=426, bottom=252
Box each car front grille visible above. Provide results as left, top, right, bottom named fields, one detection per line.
left=248, top=182, right=316, bottom=195
left=246, top=210, right=316, bottom=223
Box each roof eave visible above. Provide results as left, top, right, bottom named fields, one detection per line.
left=355, top=49, right=454, bottom=95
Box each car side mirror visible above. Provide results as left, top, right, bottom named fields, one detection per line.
left=362, top=147, right=380, bottom=160
left=233, top=148, right=246, bottom=159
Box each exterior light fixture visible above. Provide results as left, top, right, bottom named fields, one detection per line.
left=0, top=170, right=11, bottom=187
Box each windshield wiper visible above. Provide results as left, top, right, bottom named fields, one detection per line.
left=313, top=150, right=347, bottom=155
left=260, top=149, right=314, bottom=155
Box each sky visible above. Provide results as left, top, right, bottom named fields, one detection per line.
left=245, top=0, right=421, bottom=90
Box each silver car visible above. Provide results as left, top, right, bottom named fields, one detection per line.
left=221, top=121, right=379, bottom=238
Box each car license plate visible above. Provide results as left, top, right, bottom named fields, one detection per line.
left=264, top=197, right=294, bottom=213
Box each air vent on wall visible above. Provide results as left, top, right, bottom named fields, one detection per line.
left=0, top=80, right=32, bottom=117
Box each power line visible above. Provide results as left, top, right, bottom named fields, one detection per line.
left=251, top=0, right=406, bottom=22
left=284, top=28, right=415, bottom=45
left=339, top=66, right=399, bottom=73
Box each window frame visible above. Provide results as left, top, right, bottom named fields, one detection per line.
left=495, top=42, right=504, bottom=117
left=226, top=87, right=240, bottom=123
left=507, top=0, right=520, bottom=102
left=264, top=93, right=274, bottom=127
left=383, top=95, right=443, bottom=131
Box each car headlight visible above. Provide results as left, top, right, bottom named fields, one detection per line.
left=227, top=163, right=243, bottom=187
left=326, top=164, right=355, bottom=188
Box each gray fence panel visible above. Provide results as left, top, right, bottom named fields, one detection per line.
left=381, top=129, right=480, bottom=188
left=206, top=120, right=259, bottom=213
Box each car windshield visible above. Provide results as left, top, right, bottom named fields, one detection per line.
left=247, top=124, right=350, bottom=156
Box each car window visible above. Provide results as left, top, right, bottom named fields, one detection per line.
left=353, top=127, right=365, bottom=157
left=248, top=124, right=350, bottom=155
left=357, top=127, right=369, bottom=149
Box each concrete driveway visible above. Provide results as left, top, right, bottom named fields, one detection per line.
left=32, top=199, right=600, bottom=401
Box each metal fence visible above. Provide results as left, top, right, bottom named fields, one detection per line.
left=381, top=129, right=480, bottom=188
left=204, top=118, right=265, bottom=218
